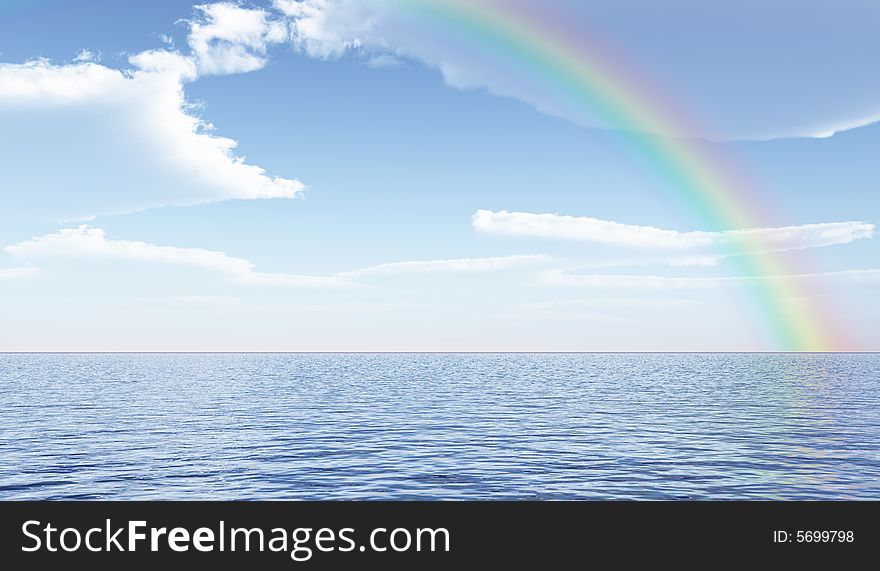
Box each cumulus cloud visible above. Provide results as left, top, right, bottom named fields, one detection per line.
left=128, top=49, right=198, bottom=79
left=188, top=2, right=289, bottom=75
left=276, top=0, right=880, bottom=140
left=73, top=49, right=99, bottom=63
left=0, top=3, right=302, bottom=221
left=275, top=0, right=379, bottom=58
left=0, top=58, right=302, bottom=220
left=130, top=2, right=289, bottom=78
left=472, top=210, right=874, bottom=253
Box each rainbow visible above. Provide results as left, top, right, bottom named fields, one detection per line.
left=390, top=0, right=846, bottom=351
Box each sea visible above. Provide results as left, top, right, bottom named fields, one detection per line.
left=1, top=353, right=878, bottom=500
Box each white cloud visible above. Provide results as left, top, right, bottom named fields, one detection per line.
left=73, top=49, right=98, bottom=63
left=0, top=267, right=38, bottom=280
left=131, top=1, right=291, bottom=79
left=365, top=53, right=404, bottom=69
left=17, top=225, right=875, bottom=297
left=544, top=271, right=723, bottom=290
left=5, top=227, right=545, bottom=287
left=473, top=210, right=874, bottom=253
left=543, top=268, right=880, bottom=290
left=6, top=226, right=249, bottom=272
left=128, top=49, right=198, bottom=80
left=555, top=255, right=722, bottom=270
left=275, top=0, right=379, bottom=59
left=0, top=59, right=303, bottom=220
left=5, top=226, right=340, bottom=287
left=0, top=3, right=304, bottom=221
left=666, top=256, right=720, bottom=267
left=514, top=297, right=695, bottom=311
left=243, top=271, right=345, bottom=287
left=343, top=254, right=548, bottom=277
left=188, top=2, right=289, bottom=76
left=10, top=224, right=875, bottom=296
left=137, top=295, right=241, bottom=308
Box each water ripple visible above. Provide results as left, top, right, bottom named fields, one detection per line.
left=0, top=353, right=878, bottom=500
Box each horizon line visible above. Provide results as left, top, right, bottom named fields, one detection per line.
left=1, top=351, right=877, bottom=355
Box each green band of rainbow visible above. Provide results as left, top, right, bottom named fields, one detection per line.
left=392, top=0, right=844, bottom=350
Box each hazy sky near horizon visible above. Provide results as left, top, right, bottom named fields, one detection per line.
left=0, top=0, right=878, bottom=351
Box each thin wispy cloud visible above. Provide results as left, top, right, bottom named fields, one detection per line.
left=5, top=227, right=340, bottom=287
left=342, top=255, right=549, bottom=277
left=0, top=267, right=38, bottom=280
left=543, top=268, right=880, bottom=290
left=10, top=225, right=876, bottom=295
left=473, top=210, right=874, bottom=253
left=136, top=295, right=241, bottom=309
left=514, top=297, right=696, bottom=311
left=365, top=54, right=404, bottom=69
left=5, top=227, right=546, bottom=287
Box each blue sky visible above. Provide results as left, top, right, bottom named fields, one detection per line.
left=0, top=0, right=877, bottom=350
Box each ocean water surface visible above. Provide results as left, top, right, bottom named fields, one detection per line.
left=1, top=353, right=878, bottom=500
